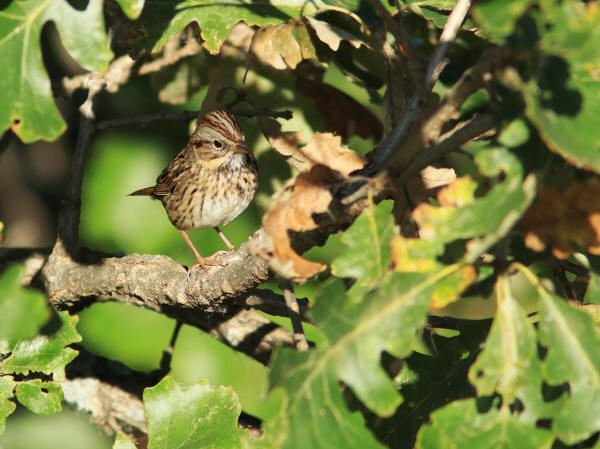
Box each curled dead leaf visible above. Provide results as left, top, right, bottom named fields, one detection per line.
left=520, top=180, right=600, bottom=258
left=305, top=17, right=365, bottom=51
left=259, top=116, right=365, bottom=175
left=252, top=165, right=345, bottom=282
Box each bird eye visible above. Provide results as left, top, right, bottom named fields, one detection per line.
left=212, top=139, right=223, bottom=149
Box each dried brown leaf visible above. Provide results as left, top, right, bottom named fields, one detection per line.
left=250, top=19, right=316, bottom=70
left=305, top=17, right=365, bottom=51
left=520, top=180, right=600, bottom=258
left=259, top=117, right=365, bottom=175
left=257, top=165, right=345, bottom=282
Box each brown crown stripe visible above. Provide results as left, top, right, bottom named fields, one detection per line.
left=201, top=110, right=244, bottom=142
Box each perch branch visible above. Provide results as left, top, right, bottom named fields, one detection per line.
left=95, top=108, right=293, bottom=132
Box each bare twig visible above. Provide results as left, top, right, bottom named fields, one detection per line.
left=232, top=108, right=293, bottom=120
left=368, top=0, right=425, bottom=94
left=158, top=320, right=183, bottom=374
left=398, top=113, right=494, bottom=181
left=279, top=279, right=309, bottom=351
left=95, top=110, right=201, bottom=131
left=367, top=0, right=475, bottom=174
left=55, top=74, right=103, bottom=254
left=95, top=108, right=293, bottom=132
left=426, top=0, right=472, bottom=89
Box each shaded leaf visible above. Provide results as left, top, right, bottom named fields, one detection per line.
left=0, top=376, right=16, bottom=436
left=0, top=264, right=50, bottom=347
left=0, top=312, right=81, bottom=380
left=519, top=180, right=600, bottom=259
left=144, top=376, right=244, bottom=449
left=416, top=399, right=553, bottom=449
left=0, top=0, right=112, bottom=142
left=297, top=78, right=383, bottom=141
left=14, top=379, right=62, bottom=415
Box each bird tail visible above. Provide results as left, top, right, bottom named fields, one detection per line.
left=128, top=186, right=155, bottom=196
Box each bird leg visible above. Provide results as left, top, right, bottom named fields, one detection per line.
left=214, top=226, right=235, bottom=251
left=177, top=229, right=224, bottom=272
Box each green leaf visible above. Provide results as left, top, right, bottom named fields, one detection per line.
left=538, top=290, right=600, bottom=444
left=0, top=311, right=81, bottom=380
left=113, top=434, right=138, bottom=449
left=263, top=348, right=385, bottom=449
left=523, top=5, right=600, bottom=173
left=395, top=148, right=536, bottom=267
left=114, top=0, right=145, bottom=19
left=472, top=0, right=536, bottom=40
left=331, top=199, right=394, bottom=299
left=0, top=0, right=112, bottom=142
left=0, top=376, right=16, bottom=436
left=144, top=376, right=245, bottom=449
left=406, top=0, right=456, bottom=10
left=14, top=379, right=62, bottom=415
left=262, top=265, right=463, bottom=449
left=584, top=270, right=600, bottom=305
left=416, top=399, right=553, bottom=449
left=469, top=276, right=543, bottom=422
left=498, top=119, right=530, bottom=148
left=134, top=0, right=329, bottom=56
left=0, top=264, right=50, bottom=347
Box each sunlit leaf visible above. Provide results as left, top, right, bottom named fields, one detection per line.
left=538, top=290, right=600, bottom=444
left=331, top=200, right=394, bottom=299
left=0, top=264, right=50, bottom=347
left=15, top=379, right=62, bottom=416
left=144, top=376, right=245, bottom=449
left=0, top=0, right=112, bottom=142
left=416, top=399, right=553, bottom=449
left=113, top=434, right=138, bottom=449
left=469, top=276, right=543, bottom=421
left=0, top=376, right=16, bottom=436
left=134, top=0, right=330, bottom=55
left=0, top=312, right=80, bottom=380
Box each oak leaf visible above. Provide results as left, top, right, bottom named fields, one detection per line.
left=259, top=117, right=364, bottom=175
left=254, top=165, right=345, bottom=282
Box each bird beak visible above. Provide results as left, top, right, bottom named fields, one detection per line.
left=233, top=142, right=249, bottom=154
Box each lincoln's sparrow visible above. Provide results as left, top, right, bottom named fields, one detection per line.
left=130, top=110, right=258, bottom=271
